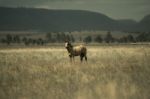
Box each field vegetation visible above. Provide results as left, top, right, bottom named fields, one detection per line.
left=0, top=44, right=150, bottom=99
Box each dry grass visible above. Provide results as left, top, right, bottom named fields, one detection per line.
left=0, top=45, right=150, bottom=99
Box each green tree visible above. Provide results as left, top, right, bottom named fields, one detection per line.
left=126, top=34, right=136, bottom=43
left=119, top=36, right=128, bottom=43
left=0, top=38, right=6, bottom=44
left=56, top=33, right=61, bottom=42
left=61, top=33, right=67, bottom=42
left=6, top=34, right=13, bottom=45
left=70, top=34, right=75, bottom=42
left=104, top=32, right=114, bottom=43
left=65, top=34, right=71, bottom=41
left=13, top=35, right=20, bottom=43
left=79, top=36, right=82, bottom=42
left=37, top=38, right=44, bottom=45
left=84, top=36, right=92, bottom=43
left=22, top=37, right=29, bottom=45
left=46, top=33, right=52, bottom=42
left=94, top=35, right=103, bottom=43
left=136, top=33, right=150, bottom=42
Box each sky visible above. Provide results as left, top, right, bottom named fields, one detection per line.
left=0, top=0, right=150, bottom=21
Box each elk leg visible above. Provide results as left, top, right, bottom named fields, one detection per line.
left=85, top=55, right=87, bottom=61
left=80, top=53, right=84, bottom=62
left=69, top=55, right=72, bottom=62
left=80, top=56, right=83, bottom=62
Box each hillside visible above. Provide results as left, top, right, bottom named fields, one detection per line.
left=0, top=7, right=149, bottom=32
left=136, top=15, right=150, bottom=32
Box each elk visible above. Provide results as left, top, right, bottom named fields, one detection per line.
left=65, top=41, right=87, bottom=62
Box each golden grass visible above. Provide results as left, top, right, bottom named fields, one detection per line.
left=0, top=45, right=150, bottom=99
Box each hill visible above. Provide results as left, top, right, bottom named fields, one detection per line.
left=136, top=15, right=150, bottom=32
left=0, top=7, right=149, bottom=32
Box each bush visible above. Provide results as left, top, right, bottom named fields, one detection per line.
left=84, top=36, right=92, bottom=43
left=94, top=35, right=103, bottom=43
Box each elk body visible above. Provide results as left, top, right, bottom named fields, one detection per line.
left=65, top=41, right=87, bottom=62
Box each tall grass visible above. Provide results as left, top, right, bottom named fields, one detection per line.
left=0, top=45, right=150, bottom=99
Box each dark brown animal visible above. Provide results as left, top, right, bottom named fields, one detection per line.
left=65, top=41, right=87, bottom=62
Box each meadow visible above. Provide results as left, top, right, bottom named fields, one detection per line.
left=0, top=44, right=150, bottom=99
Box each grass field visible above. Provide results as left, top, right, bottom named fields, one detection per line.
left=0, top=45, right=150, bottom=99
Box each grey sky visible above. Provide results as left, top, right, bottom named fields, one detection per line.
left=0, top=0, right=149, bottom=21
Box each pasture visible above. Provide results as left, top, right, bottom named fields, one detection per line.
left=0, top=44, right=150, bottom=99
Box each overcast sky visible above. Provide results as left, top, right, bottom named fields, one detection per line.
left=0, top=0, right=149, bottom=21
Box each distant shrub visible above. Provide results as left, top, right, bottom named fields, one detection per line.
left=104, top=32, right=114, bottom=43
left=94, top=35, right=103, bottom=43
left=84, top=35, right=92, bottom=43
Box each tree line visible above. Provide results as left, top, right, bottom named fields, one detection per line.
left=0, top=32, right=150, bottom=45
left=0, top=34, right=45, bottom=45
left=0, top=33, right=75, bottom=45
left=83, top=32, right=150, bottom=43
